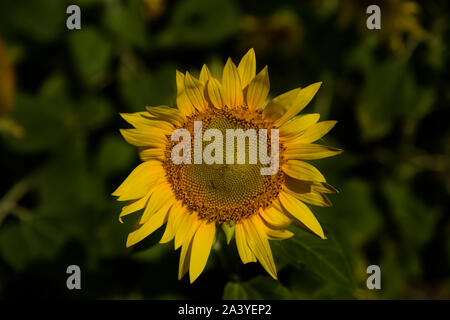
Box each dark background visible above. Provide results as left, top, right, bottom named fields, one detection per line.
left=0, top=0, right=448, bottom=299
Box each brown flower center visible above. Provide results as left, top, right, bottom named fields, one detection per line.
left=163, top=107, right=285, bottom=223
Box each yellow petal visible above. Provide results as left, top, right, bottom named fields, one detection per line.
left=159, top=214, right=175, bottom=244
left=291, top=120, right=337, bottom=144
left=119, top=190, right=152, bottom=223
left=260, top=222, right=294, bottom=240
left=178, top=238, right=193, bottom=281
left=121, top=111, right=174, bottom=131
left=178, top=215, right=201, bottom=280
left=144, top=121, right=173, bottom=134
left=222, top=58, right=244, bottom=107
left=285, top=144, right=343, bottom=160
left=246, top=66, right=269, bottom=110
left=120, top=112, right=149, bottom=128
left=279, top=113, right=320, bottom=138
left=139, top=147, right=165, bottom=161
left=282, top=160, right=326, bottom=182
left=285, top=187, right=331, bottom=207
left=185, top=71, right=208, bottom=111
left=259, top=206, right=292, bottom=229
left=206, top=77, right=225, bottom=109
left=279, top=191, right=325, bottom=239
left=144, top=120, right=174, bottom=132
left=237, top=48, right=256, bottom=89
left=284, top=177, right=338, bottom=194
left=176, top=70, right=196, bottom=116
left=189, top=221, right=216, bottom=283
left=199, top=64, right=212, bottom=84
left=139, top=181, right=174, bottom=223
left=172, top=202, right=188, bottom=232
left=112, top=161, right=164, bottom=201
left=311, top=182, right=339, bottom=194
left=243, top=216, right=277, bottom=279
left=145, top=106, right=185, bottom=125
left=284, top=176, right=312, bottom=193
left=263, top=88, right=301, bottom=122
left=235, top=222, right=256, bottom=263
left=264, top=82, right=322, bottom=127
left=126, top=200, right=173, bottom=247
left=119, top=128, right=167, bottom=148
left=160, top=201, right=185, bottom=243
left=276, top=82, right=322, bottom=126
left=174, top=213, right=197, bottom=250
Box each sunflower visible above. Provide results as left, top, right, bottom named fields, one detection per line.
left=113, top=49, right=342, bottom=283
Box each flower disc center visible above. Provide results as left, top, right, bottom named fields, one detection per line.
left=164, top=108, right=285, bottom=223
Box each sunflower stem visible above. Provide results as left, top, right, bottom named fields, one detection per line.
left=0, top=178, right=31, bottom=227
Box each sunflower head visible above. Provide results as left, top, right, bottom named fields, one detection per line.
left=113, top=49, right=342, bottom=283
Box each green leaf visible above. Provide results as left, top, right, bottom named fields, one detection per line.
left=119, top=64, right=153, bottom=112
left=132, top=242, right=171, bottom=263
left=0, top=223, right=32, bottom=270
left=221, top=221, right=235, bottom=244
left=0, top=216, right=67, bottom=271
left=245, top=276, right=292, bottom=299
left=356, top=56, right=409, bottom=141
left=6, top=94, right=67, bottom=152
left=382, top=179, right=439, bottom=249
left=223, top=282, right=252, bottom=299
left=21, top=215, right=67, bottom=259
left=378, top=240, right=409, bottom=298
left=312, top=283, right=355, bottom=299
left=97, top=202, right=131, bottom=258
left=77, top=96, right=114, bottom=130
left=96, top=134, right=136, bottom=177
left=68, top=27, right=113, bottom=87
left=103, top=0, right=149, bottom=49
left=119, top=61, right=175, bottom=111
left=355, top=43, right=434, bottom=142
left=223, top=276, right=291, bottom=299
left=6, top=74, right=74, bottom=152
left=397, top=73, right=436, bottom=136
left=0, top=0, right=65, bottom=42
left=157, top=0, right=239, bottom=48
left=33, top=141, right=104, bottom=228
left=345, top=36, right=378, bottom=74
left=329, top=179, right=383, bottom=248
left=272, top=228, right=354, bottom=288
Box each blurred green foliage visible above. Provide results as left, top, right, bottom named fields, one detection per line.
left=0, top=0, right=449, bottom=299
